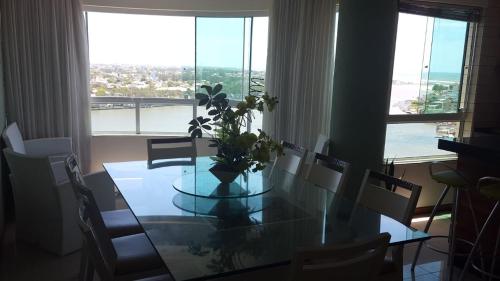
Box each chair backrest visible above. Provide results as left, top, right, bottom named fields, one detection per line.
left=65, top=154, right=118, bottom=271
left=273, top=141, right=308, bottom=175
left=2, top=122, right=26, bottom=154
left=77, top=202, right=115, bottom=281
left=3, top=148, right=60, bottom=240
left=290, top=232, right=391, bottom=281
left=65, top=154, right=86, bottom=187
left=305, top=153, right=350, bottom=195
left=357, top=169, right=421, bottom=226
left=147, top=137, right=196, bottom=168
left=313, top=134, right=330, bottom=155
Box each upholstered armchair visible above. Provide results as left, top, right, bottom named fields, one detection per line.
left=3, top=148, right=80, bottom=255
left=2, top=122, right=72, bottom=156
left=3, top=147, right=116, bottom=256
left=2, top=122, right=72, bottom=183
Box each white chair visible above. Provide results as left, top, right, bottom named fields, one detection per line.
left=305, top=134, right=330, bottom=166
left=3, top=147, right=80, bottom=256
left=313, top=134, right=330, bottom=155
left=305, top=153, right=350, bottom=195
left=2, top=122, right=72, bottom=159
left=3, top=148, right=115, bottom=256
left=289, top=232, right=391, bottom=281
left=272, top=141, right=308, bottom=175
left=66, top=154, right=142, bottom=239
left=147, top=137, right=196, bottom=169
left=356, top=169, right=422, bottom=281
left=75, top=181, right=168, bottom=281
left=2, top=122, right=73, bottom=183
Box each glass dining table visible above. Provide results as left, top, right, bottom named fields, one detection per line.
left=104, top=157, right=429, bottom=281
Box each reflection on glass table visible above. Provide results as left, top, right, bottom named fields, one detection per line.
left=173, top=192, right=268, bottom=216
left=104, top=159, right=429, bottom=281
left=171, top=157, right=273, bottom=198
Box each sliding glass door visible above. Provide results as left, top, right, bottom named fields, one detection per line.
left=420, top=18, right=468, bottom=114
left=87, top=13, right=268, bottom=135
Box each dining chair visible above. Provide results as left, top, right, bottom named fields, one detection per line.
left=147, top=137, right=196, bottom=169
left=357, top=169, right=422, bottom=281
left=305, top=153, right=350, bottom=195
left=65, top=154, right=142, bottom=238
left=3, top=147, right=81, bottom=256
left=289, top=232, right=391, bottom=281
left=272, top=141, right=308, bottom=175
left=75, top=181, right=168, bottom=281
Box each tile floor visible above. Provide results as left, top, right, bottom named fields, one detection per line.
left=0, top=210, right=486, bottom=281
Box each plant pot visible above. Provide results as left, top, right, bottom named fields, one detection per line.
left=209, top=164, right=240, bottom=184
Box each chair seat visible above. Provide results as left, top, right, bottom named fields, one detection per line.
left=137, top=274, right=173, bottom=281
left=431, top=170, right=468, bottom=188
left=480, top=183, right=500, bottom=200
left=113, top=233, right=165, bottom=275
left=102, top=209, right=143, bottom=238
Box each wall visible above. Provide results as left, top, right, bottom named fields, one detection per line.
left=0, top=11, right=6, bottom=240
left=468, top=0, right=500, bottom=130
left=83, top=0, right=270, bottom=16
left=395, top=161, right=456, bottom=209
left=330, top=0, right=398, bottom=200
left=90, top=135, right=216, bottom=172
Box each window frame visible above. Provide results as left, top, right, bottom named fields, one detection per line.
left=385, top=10, right=479, bottom=162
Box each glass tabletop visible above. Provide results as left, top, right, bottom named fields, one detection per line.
left=171, top=158, right=273, bottom=198
left=104, top=157, right=428, bottom=281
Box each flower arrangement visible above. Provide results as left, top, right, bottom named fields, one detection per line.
left=188, top=83, right=282, bottom=182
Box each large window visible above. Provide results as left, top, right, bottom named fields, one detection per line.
left=87, top=12, right=268, bottom=135
left=384, top=10, right=476, bottom=160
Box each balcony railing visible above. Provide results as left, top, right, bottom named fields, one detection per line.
left=90, top=96, right=253, bottom=135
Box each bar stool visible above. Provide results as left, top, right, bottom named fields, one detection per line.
left=411, top=162, right=483, bottom=280
left=459, top=177, right=500, bottom=281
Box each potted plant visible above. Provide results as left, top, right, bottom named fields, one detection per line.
left=188, top=83, right=282, bottom=184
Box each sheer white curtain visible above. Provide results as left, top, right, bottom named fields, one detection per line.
left=1, top=0, right=91, bottom=171
left=263, top=0, right=337, bottom=150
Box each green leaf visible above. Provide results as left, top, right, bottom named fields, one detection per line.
left=188, top=125, right=196, bottom=133
left=195, top=93, right=208, bottom=100
left=208, top=109, right=218, bottom=116
left=189, top=119, right=198, bottom=126
left=195, top=128, right=202, bottom=138
left=213, top=93, right=227, bottom=101
left=213, top=115, right=221, bottom=121
left=190, top=128, right=198, bottom=138
left=201, top=85, right=213, bottom=95
left=213, top=84, right=223, bottom=95
left=190, top=128, right=202, bottom=138
left=202, top=118, right=211, bottom=124
left=206, top=100, right=212, bottom=110
left=199, top=97, right=209, bottom=106
left=202, top=125, right=212, bottom=130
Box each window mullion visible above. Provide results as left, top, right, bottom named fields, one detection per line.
left=387, top=112, right=464, bottom=123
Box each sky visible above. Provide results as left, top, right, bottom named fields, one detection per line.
left=392, top=13, right=467, bottom=83
left=88, top=12, right=466, bottom=77
left=87, top=12, right=268, bottom=71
